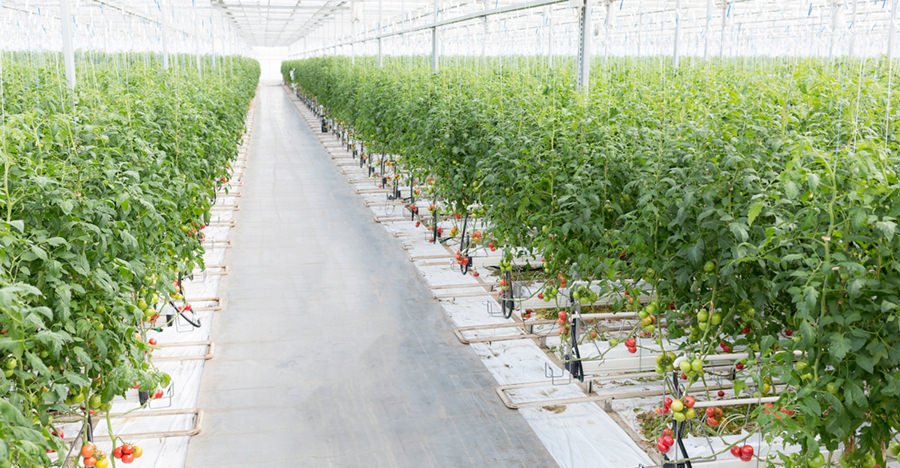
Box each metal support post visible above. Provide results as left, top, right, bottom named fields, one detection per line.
left=482, top=16, right=488, bottom=58
left=719, top=1, right=729, bottom=58
left=889, top=0, right=899, bottom=61
left=575, top=0, right=591, bottom=92
left=672, top=0, right=681, bottom=68
left=378, top=0, right=384, bottom=67
left=829, top=0, right=841, bottom=60
left=60, top=0, right=76, bottom=89
left=432, top=0, right=440, bottom=72
left=703, top=0, right=712, bottom=59
left=546, top=7, right=553, bottom=66
left=848, top=0, right=859, bottom=57
left=604, top=0, right=613, bottom=58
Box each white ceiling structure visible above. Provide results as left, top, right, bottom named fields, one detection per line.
left=0, top=0, right=897, bottom=58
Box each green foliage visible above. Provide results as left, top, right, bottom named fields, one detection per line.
left=0, top=53, right=258, bottom=466
left=285, top=56, right=900, bottom=461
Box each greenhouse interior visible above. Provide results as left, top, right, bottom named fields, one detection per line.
left=1, top=0, right=900, bottom=467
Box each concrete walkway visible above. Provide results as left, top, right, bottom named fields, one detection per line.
left=185, top=83, right=556, bottom=468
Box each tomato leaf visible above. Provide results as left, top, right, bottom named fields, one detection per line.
left=747, top=202, right=764, bottom=227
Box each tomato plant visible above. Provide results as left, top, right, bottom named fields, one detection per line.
left=0, top=52, right=259, bottom=465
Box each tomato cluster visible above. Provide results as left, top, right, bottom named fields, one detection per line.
left=80, top=441, right=143, bottom=467
left=730, top=444, right=754, bottom=462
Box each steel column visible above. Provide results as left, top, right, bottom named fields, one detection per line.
left=703, top=0, right=712, bottom=59
left=889, top=0, right=899, bottom=61
left=575, top=0, right=591, bottom=93
left=672, top=0, right=681, bottom=68
left=60, top=0, right=76, bottom=89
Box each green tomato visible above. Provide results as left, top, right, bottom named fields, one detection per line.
left=672, top=411, right=685, bottom=422
left=862, top=454, right=876, bottom=468
left=742, top=307, right=756, bottom=321
left=808, top=453, right=825, bottom=468
left=703, top=261, right=716, bottom=273
left=88, top=394, right=103, bottom=410
left=698, top=321, right=708, bottom=331
left=137, top=300, right=148, bottom=311
left=826, top=382, right=839, bottom=395
left=691, top=359, right=704, bottom=372
left=697, top=310, right=709, bottom=322
left=4, top=369, right=13, bottom=378
left=5, top=358, right=17, bottom=370
left=679, top=360, right=692, bottom=372
left=710, top=313, right=721, bottom=325
left=670, top=399, right=684, bottom=412
left=888, top=441, right=900, bottom=458
left=644, top=302, right=657, bottom=315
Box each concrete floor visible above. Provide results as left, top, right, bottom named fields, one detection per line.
left=185, top=83, right=557, bottom=468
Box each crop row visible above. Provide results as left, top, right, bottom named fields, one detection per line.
left=284, top=56, right=900, bottom=466
left=0, top=53, right=259, bottom=466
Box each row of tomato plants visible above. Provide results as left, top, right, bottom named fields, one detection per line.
left=0, top=53, right=259, bottom=466
left=285, top=56, right=900, bottom=466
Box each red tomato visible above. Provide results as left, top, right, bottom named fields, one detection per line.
left=122, top=444, right=134, bottom=455
left=84, top=457, right=97, bottom=467
left=683, top=396, right=695, bottom=408
left=81, top=443, right=96, bottom=459
left=122, top=453, right=135, bottom=464
left=741, top=445, right=754, bottom=457
left=114, top=447, right=123, bottom=459
left=730, top=445, right=741, bottom=456
left=149, top=338, right=157, bottom=346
